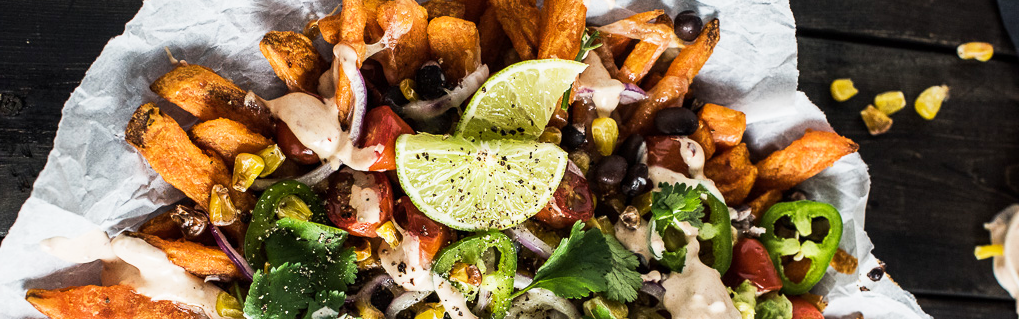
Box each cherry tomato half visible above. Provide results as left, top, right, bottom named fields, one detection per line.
left=393, top=196, right=452, bottom=264
left=723, top=238, right=783, bottom=293
left=275, top=120, right=320, bottom=165
left=644, top=135, right=693, bottom=175
left=361, top=105, right=415, bottom=171
left=534, top=161, right=594, bottom=229
left=790, top=296, right=824, bottom=319
left=326, top=167, right=394, bottom=237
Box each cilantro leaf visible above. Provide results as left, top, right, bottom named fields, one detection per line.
left=245, top=262, right=314, bottom=319
left=518, top=222, right=611, bottom=299
left=650, top=182, right=706, bottom=233
left=601, top=235, right=642, bottom=303
left=302, top=290, right=346, bottom=319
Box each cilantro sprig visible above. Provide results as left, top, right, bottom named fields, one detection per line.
left=650, top=182, right=707, bottom=233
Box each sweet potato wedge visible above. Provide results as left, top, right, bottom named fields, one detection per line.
left=478, top=6, right=509, bottom=67
left=664, top=18, right=719, bottom=82
left=490, top=0, right=540, bottom=60
left=537, top=0, right=586, bottom=60
left=599, top=11, right=677, bottom=84
left=138, top=211, right=183, bottom=240
left=423, top=0, right=466, bottom=19
left=704, top=143, right=757, bottom=204
left=125, top=103, right=255, bottom=212
left=150, top=64, right=273, bottom=135
left=689, top=119, right=716, bottom=159
left=129, top=232, right=243, bottom=281
left=373, top=0, right=432, bottom=85
left=754, top=129, right=860, bottom=192
left=259, top=31, right=327, bottom=94
left=699, top=103, right=746, bottom=150
left=622, top=75, right=688, bottom=137
left=428, top=16, right=481, bottom=82
left=747, top=189, right=782, bottom=222
left=189, top=118, right=272, bottom=164
left=26, top=285, right=203, bottom=319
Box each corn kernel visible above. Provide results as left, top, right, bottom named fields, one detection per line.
left=830, top=78, right=858, bottom=102
left=975, top=244, right=1004, bottom=260
left=449, top=262, right=482, bottom=286
left=355, top=298, right=386, bottom=319
left=400, top=78, right=420, bottom=102
left=915, top=85, right=950, bottom=120
left=633, top=192, right=653, bottom=216
left=349, top=238, right=373, bottom=262
left=539, top=126, right=562, bottom=144
left=209, top=185, right=238, bottom=226
left=231, top=153, right=265, bottom=192
left=216, top=291, right=244, bottom=318
left=275, top=194, right=314, bottom=221
left=957, top=42, right=994, bottom=62
left=585, top=215, right=615, bottom=237
left=256, top=144, right=286, bottom=177
left=415, top=303, right=446, bottom=319
left=376, top=221, right=402, bottom=248
left=874, top=91, right=906, bottom=115
left=860, top=105, right=893, bottom=136
left=568, top=151, right=591, bottom=174
left=591, top=117, right=619, bottom=156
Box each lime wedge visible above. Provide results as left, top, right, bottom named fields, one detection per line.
left=455, top=59, right=587, bottom=141
left=395, top=133, right=569, bottom=230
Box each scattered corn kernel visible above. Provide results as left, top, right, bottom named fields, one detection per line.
left=591, top=117, right=619, bottom=156
left=355, top=298, right=386, bottom=319
left=232, top=153, right=265, bottom=192
left=209, top=185, right=238, bottom=226
left=275, top=194, right=314, bottom=221
left=568, top=151, right=591, bottom=174
left=539, top=126, right=563, bottom=144
left=915, top=85, right=950, bottom=120
left=585, top=215, right=615, bottom=236
left=975, top=244, right=1004, bottom=260
left=400, top=78, right=420, bottom=102
left=860, top=105, right=893, bottom=136
left=349, top=238, right=373, bottom=262
left=449, top=262, right=483, bottom=286
left=830, top=78, right=858, bottom=102
left=216, top=291, right=245, bottom=318
left=376, top=221, right=402, bottom=248
left=957, top=42, right=994, bottom=62
left=633, top=192, right=653, bottom=216
left=415, top=303, right=446, bottom=319
left=256, top=144, right=286, bottom=177
left=874, top=91, right=906, bottom=115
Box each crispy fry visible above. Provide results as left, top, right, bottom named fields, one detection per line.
left=490, top=0, right=540, bottom=60
left=373, top=0, right=432, bottom=85
left=129, top=232, right=243, bottom=281
left=259, top=31, right=327, bottom=94
left=621, top=75, right=688, bottom=137
left=322, top=0, right=369, bottom=60
left=600, top=33, right=632, bottom=62
left=189, top=118, right=272, bottom=164
left=689, top=118, right=716, bottom=159
left=138, top=211, right=183, bottom=240
left=150, top=64, right=273, bottom=136
left=125, top=103, right=255, bottom=212
left=698, top=103, right=746, bottom=150
left=26, top=285, right=204, bottom=319
left=537, top=0, right=586, bottom=60
left=423, top=0, right=466, bottom=19
left=457, top=0, right=486, bottom=22
left=364, top=0, right=386, bottom=41
left=598, top=11, right=678, bottom=84
left=427, top=16, right=481, bottom=82
left=641, top=71, right=663, bottom=91
left=478, top=6, right=509, bottom=67
left=747, top=189, right=781, bottom=222
left=665, top=18, right=719, bottom=82
left=754, top=129, right=860, bottom=192
left=704, top=143, right=757, bottom=204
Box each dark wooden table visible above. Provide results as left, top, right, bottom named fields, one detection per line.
left=2, top=0, right=1018, bottom=317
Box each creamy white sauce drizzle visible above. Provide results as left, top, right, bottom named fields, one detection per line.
left=986, top=204, right=1019, bottom=314
left=614, top=218, right=653, bottom=261
left=40, top=230, right=226, bottom=319
left=379, top=237, right=434, bottom=291
left=345, top=167, right=383, bottom=224
left=433, top=274, right=478, bottom=319
left=578, top=52, right=625, bottom=118
left=659, top=222, right=740, bottom=319
left=643, top=136, right=724, bottom=202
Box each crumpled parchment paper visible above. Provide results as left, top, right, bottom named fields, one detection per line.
left=0, top=0, right=930, bottom=317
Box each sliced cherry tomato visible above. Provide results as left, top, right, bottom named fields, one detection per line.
left=275, top=120, right=320, bottom=165
left=723, top=238, right=783, bottom=293
left=790, top=296, right=824, bottom=319
left=361, top=105, right=415, bottom=171
left=393, top=196, right=452, bottom=264
left=645, top=135, right=693, bottom=175
left=534, top=161, right=594, bottom=229
left=326, top=167, right=394, bottom=237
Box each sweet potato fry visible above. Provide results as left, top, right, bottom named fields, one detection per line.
left=747, top=189, right=782, bottom=222
left=129, top=232, right=243, bottom=281
left=373, top=0, right=432, bottom=85
left=699, top=103, right=746, bottom=150
left=125, top=103, right=255, bottom=212
left=423, top=0, right=466, bottom=19
left=26, top=285, right=203, bottom=319
left=597, top=11, right=677, bottom=84
left=490, top=0, right=540, bottom=60
left=689, top=118, right=716, bottom=159
left=537, top=0, right=586, bottom=60
left=259, top=31, right=327, bottom=94
left=428, top=16, right=481, bottom=82
left=138, top=211, right=183, bottom=240
left=754, top=129, right=860, bottom=192
left=150, top=64, right=273, bottom=135
left=478, top=6, right=509, bottom=67
left=664, top=18, right=719, bottom=83
left=189, top=118, right=272, bottom=163
left=704, top=143, right=757, bottom=204
left=621, top=75, right=688, bottom=137
left=320, top=0, right=368, bottom=57
left=600, top=33, right=633, bottom=62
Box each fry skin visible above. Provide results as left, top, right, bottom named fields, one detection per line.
left=321, top=0, right=368, bottom=61
left=665, top=18, right=720, bottom=82
left=259, top=31, right=327, bottom=94
left=598, top=11, right=678, bottom=84
left=138, top=211, right=184, bottom=240
left=129, top=232, right=243, bottom=281
left=537, top=0, right=586, bottom=60
left=190, top=118, right=273, bottom=164
left=622, top=75, right=689, bottom=137
left=747, top=189, right=782, bottom=222
left=26, top=285, right=204, bottom=319
left=478, top=6, right=509, bottom=67
left=423, top=0, right=466, bottom=19
left=150, top=64, right=273, bottom=136
left=704, top=143, right=757, bottom=204
left=428, top=16, right=481, bottom=82
left=698, top=103, right=746, bottom=150
left=458, top=0, right=486, bottom=22
left=490, top=0, right=540, bottom=60
left=689, top=119, right=716, bottom=163
left=754, top=129, right=860, bottom=192
left=373, top=0, right=432, bottom=85
left=125, top=103, right=255, bottom=212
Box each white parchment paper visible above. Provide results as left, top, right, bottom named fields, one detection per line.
left=0, top=0, right=930, bottom=317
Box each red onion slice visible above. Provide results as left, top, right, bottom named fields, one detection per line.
left=334, top=43, right=369, bottom=145
left=249, top=163, right=338, bottom=191
left=505, top=225, right=554, bottom=259
left=640, top=280, right=666, bottom=301
left=385, top=291, right=432, bottom=319
left=574, top=82, right=648, bottom=105
left=472, top=288, right=493, bottom=315
left=208, top=222, right=254, bottom=281
left=402, top=65, right=489, bottom=121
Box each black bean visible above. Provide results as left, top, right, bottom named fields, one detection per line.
left=620, top=163, right=650, bottom=196
left=615, top=134, right=645, bottom=166
left=635, top=253, right=651, bottom=274
left=595, top=155, right=628, bottom=186
left=675, top=10, right=703, bottom=42
left=560, top=125, right=587, bottom=151
left=383, top=85, right=409, bottom=109
left=415, top=61, right=448, bottom=100
left=654, top=107, right=699, bottom=135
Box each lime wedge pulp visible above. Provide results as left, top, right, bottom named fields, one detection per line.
left=455, top=59, right=587, bottom=141
left=395, top=133, right=569, bottom=230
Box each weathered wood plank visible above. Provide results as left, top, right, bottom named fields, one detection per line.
left=916, top=295, right=1015, bottom=318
